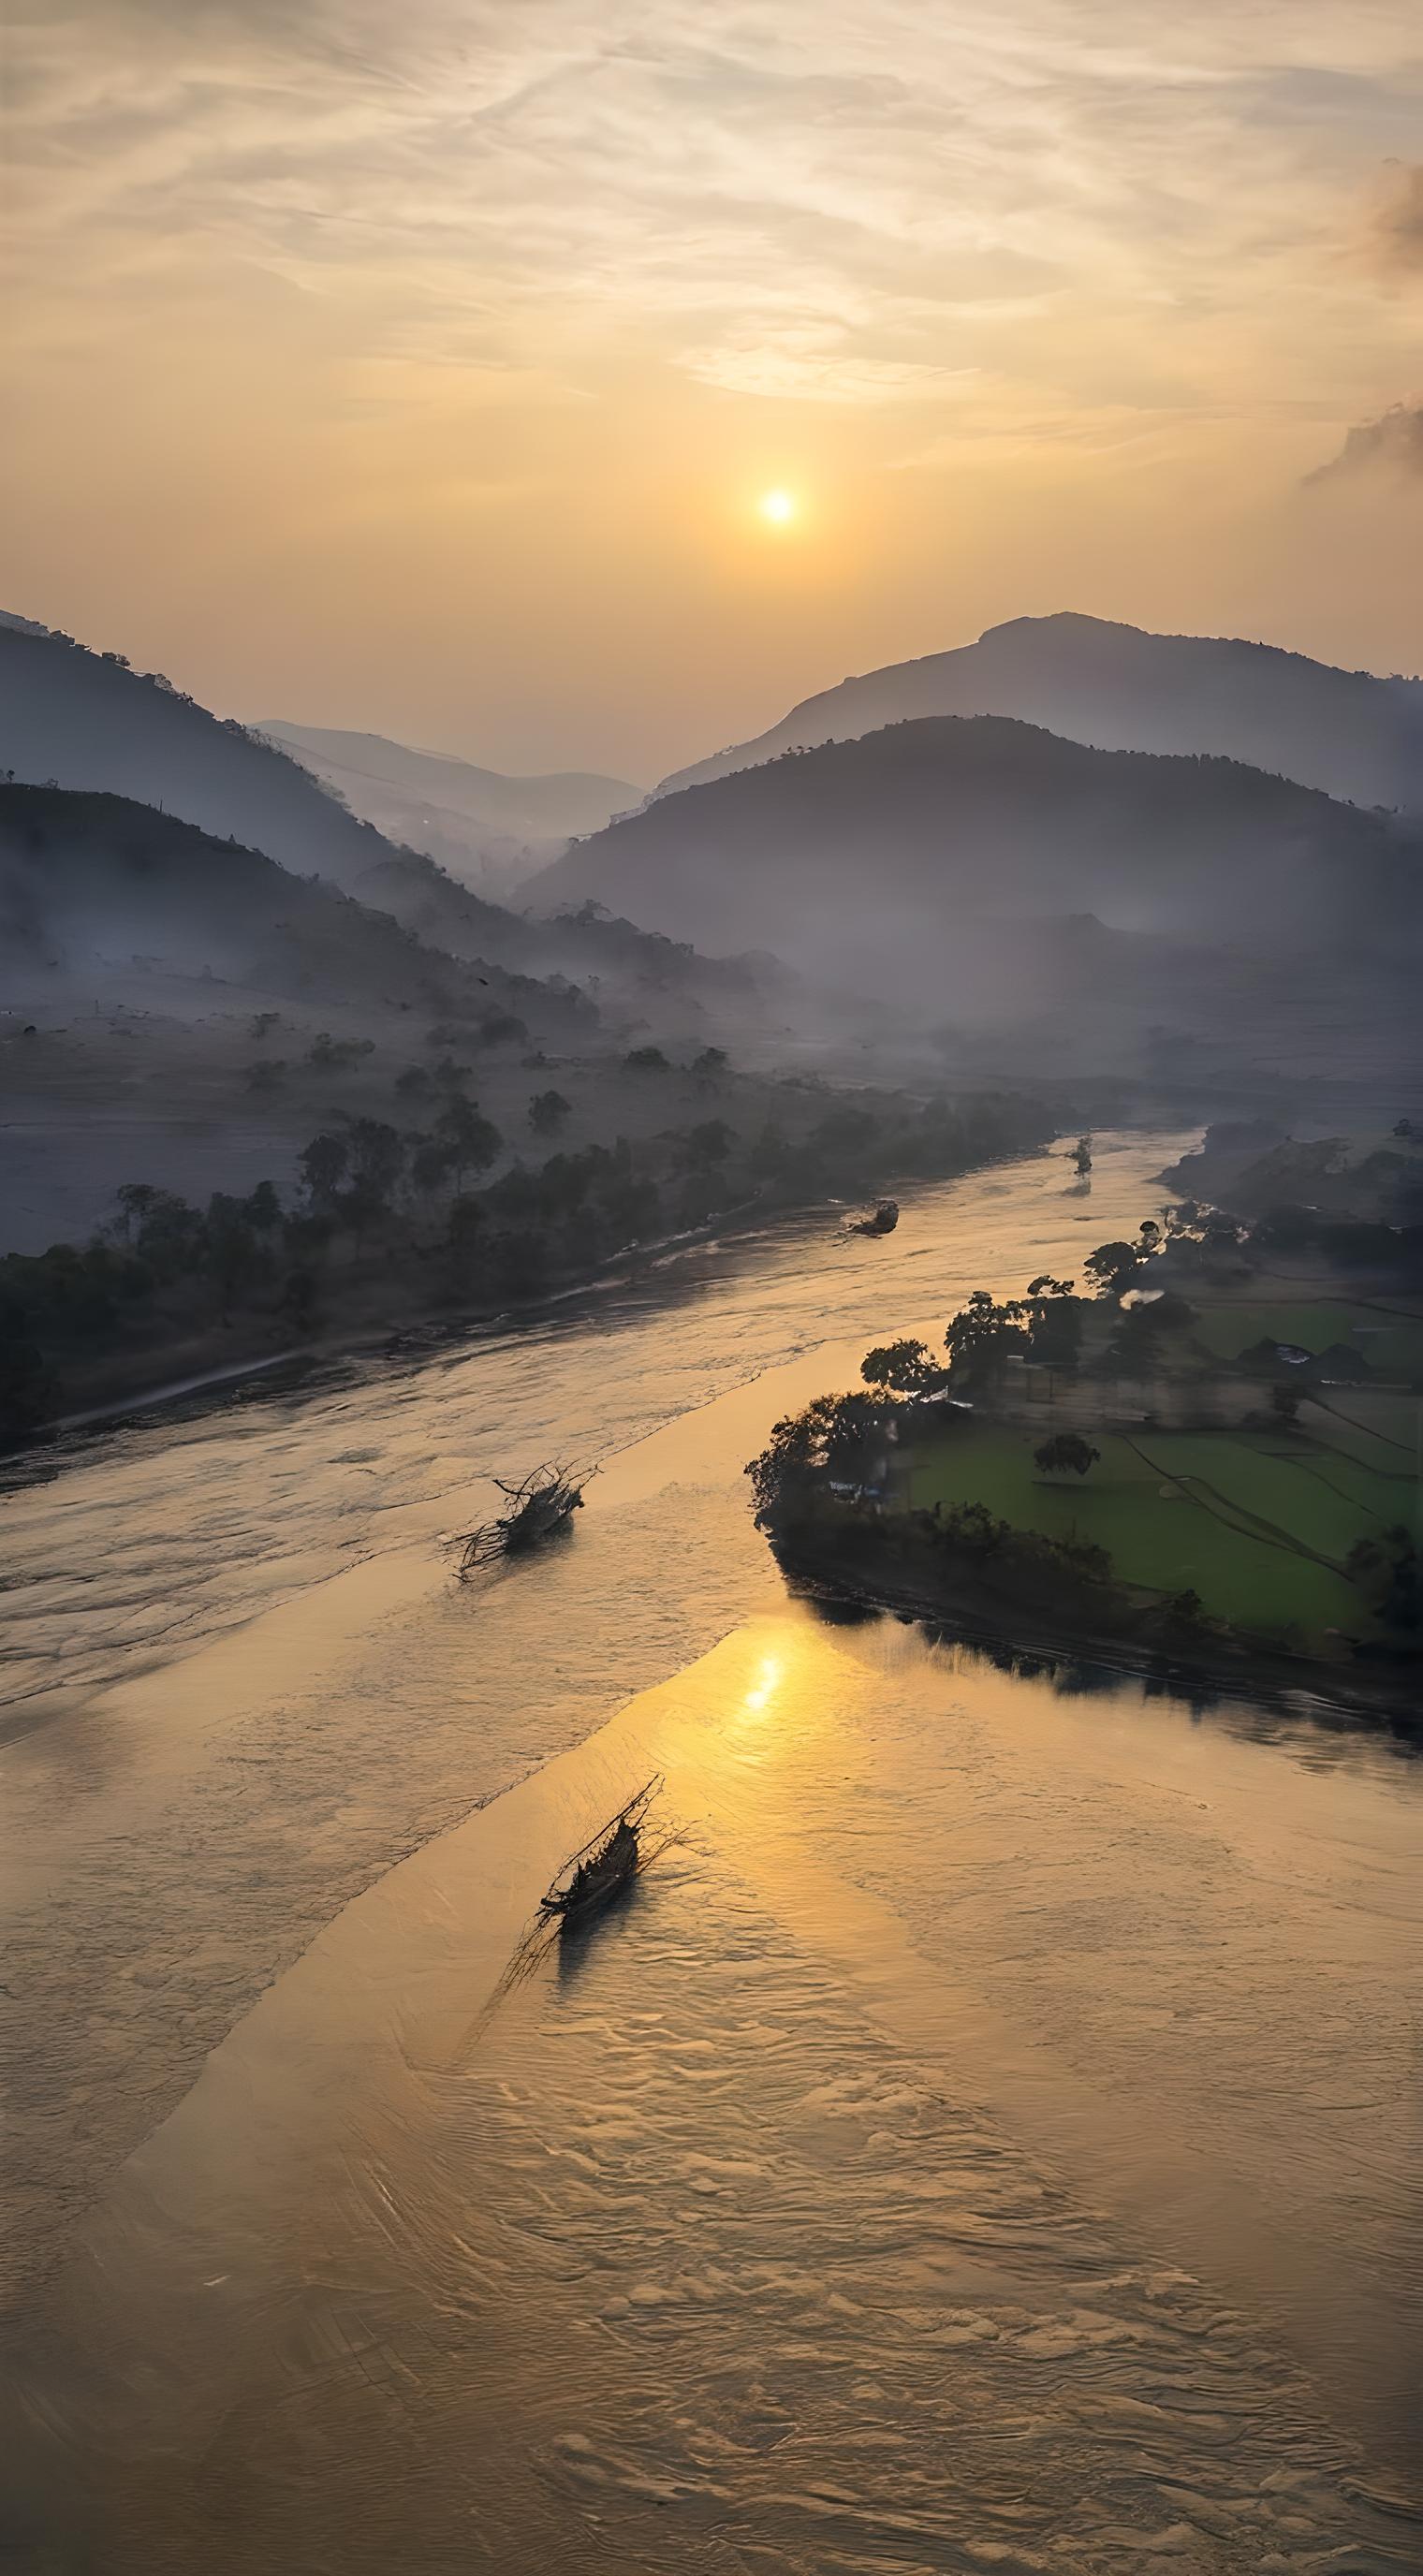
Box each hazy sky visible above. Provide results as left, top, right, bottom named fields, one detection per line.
left=5, top=1, right=1421, bottom=779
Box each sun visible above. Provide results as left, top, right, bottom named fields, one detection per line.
left=758, top=488, right=797, bottom=527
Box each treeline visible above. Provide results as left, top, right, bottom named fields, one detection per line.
left=0, top=1086, right=1052, bottom=1441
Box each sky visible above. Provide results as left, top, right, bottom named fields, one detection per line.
left=4, top=0, right=1422, bottom=781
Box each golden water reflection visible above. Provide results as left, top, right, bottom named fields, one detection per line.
left=16, top=1603, right=1416, bottom=2573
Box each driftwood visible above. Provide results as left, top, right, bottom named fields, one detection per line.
left=450, top=1459, right=597, bottom=1574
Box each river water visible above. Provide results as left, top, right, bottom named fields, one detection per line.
left=2, top=1132, right=1419, bottom=2574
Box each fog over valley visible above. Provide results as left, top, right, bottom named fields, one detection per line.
left=5, top=17, right=1423, bottom=2571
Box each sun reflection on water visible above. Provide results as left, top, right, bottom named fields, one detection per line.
left=742, top=1654, right=782, bottom=1714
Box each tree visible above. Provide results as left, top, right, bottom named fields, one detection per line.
left=395, top=1064, right=435, bottom=1103
left=249, top=1010, right=281, bottom=1041
left=1269, top=1383, right=1301, bottom=1427
left=1345, top=1527, right=1420, bottom=1630
left=1024, top=1275, right=1082, bottom=1367
left=692, top=1046, right=728, bottom=1083
left=299, top=1131, right=349, bottom=1208
left=1083, top=1239, right=1142, bottom=1297
left=203, top=1193, right=263, bottom=1311
left=529, top=1088, right=572, bottom=1136
left=0, top=1297, right=57, bottom=1441
left=410, top=1136, right=459, bottom=1196
left=682, top=1117, right=734, bottom=1170
left=745, top=1390, right=896, bottom=1526
left=861, top=1338, right=943, bottom=1396
left=244, top=1180, right=283, bottom=1234
left=279, top=1267, right=319, bottom=1333
left=1034, top=1432, right=1101, bottom=1478
left=345, top=1118, right=405, bottom=1204
left=436, top=1097, right=501, bottom=1189
left=112, top=1181, right=162, bottom=1243
left=944, top=1288, right=1028, bottom=1384
left=624, top=1045, right=669, bottom=1071
left=445, top=1193, right=488, bottom=1281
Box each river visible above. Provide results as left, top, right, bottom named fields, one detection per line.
left=2, top=1131, right=1419, bottom=2574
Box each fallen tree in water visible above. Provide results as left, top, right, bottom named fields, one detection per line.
left=451, top=1460, right=595, bottom=1573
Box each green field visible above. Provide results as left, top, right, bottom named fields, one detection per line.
left=1190, top=1300, right=1359, bottom=1362
left=904, top=1419, right=1415, bottom=1648
left=1188, top=1295, right=1423, bottom=1383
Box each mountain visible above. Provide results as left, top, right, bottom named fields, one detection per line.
left=547, top=712, right=1419, bottom=960
left=0, top=784, right=588, bottom=1036
left=536, top=714, right=1422, bottom=1087
left=655, top=613, right=1423, bottom=813
left=0, top=618, right=801, bottom=1052
left=0, top=621, right=399, bottom=891
left=260, top=722, right=638, bottom=871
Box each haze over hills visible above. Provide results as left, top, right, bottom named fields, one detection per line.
left=0, top=619, right=396, bottom=893
left=0, top=784, right=583, bottom=1032
left=261, top=722, right=639, bottom=894
left=359, top=851, right=806, bottom=1056
left=0, top=783, right=600, bottom=1248
left=540, top=711, right=1423, bottom=1089
left=655, top=614, right=1423, bottom=814
left=0, top=616, right=782, bottom=1043
left=550, top=711, right=1421, bottom=958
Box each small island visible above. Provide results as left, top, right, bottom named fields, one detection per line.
left=747, top=1131, right=1423, bottom=1721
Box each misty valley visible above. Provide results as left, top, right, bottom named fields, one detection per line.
left=4, top=29, right=1423, bottom=2563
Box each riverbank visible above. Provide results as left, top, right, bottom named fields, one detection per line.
left=4, top=1098, right=1056, bottom=1446
left=745, top=1202, right=1423, bottom=1734
left=767, top=1516, right=1422, bottom=1735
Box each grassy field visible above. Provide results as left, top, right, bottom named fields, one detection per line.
left=1188, top=1294, right=1423, bottom=1383
left=1189, top=1300, right=1359, bottom=1361
left=904, top=1419, right=1416, bottom=1647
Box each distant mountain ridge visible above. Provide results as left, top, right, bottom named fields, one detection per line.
left=539, top=712, right=1422, bottom=1088
left=260, top=723, right=638, bottom=842
left=655, top=612, right=1423, bottom=813
left=261, top=722, right=638, bottom=891
left=0, top=617, right=792, bottom=1047
left=0, top=619, right=399, bottom=891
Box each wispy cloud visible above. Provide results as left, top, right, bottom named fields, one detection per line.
left=7, top=0, right=1423, bottom=771
left=1306, top=401, right=1423, bottom=485
left=8, top=0, right=1423, bottom=432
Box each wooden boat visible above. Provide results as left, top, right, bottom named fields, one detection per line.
left=538, top=1775, right=663, bottom=1926
left=852, top=1198, right=899, bottom=1237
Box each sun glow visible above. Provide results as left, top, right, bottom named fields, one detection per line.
left=758, top=488, right=797, bottom=527
left=743, top=1655, right=784, bottom=1712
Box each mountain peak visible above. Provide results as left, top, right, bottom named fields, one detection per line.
left=653, top=612, right=1423, bottom=810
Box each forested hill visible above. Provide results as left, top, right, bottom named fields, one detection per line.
left=655, top=612, right=1423, bottom=813
left=540, top=711, right=1422, bottom=972
left=0, top=785, right=590, bottom=1033
left=0, top=620, right=395, bottom=891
